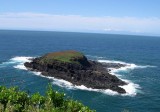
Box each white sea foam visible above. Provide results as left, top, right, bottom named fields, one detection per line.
left=97, top=59, right=156, bottom=96
left=119, top=79, right=140, bottom=96
left=10, top=56, right=156, bottom=96
left=86, top=55, right=104, bottom=59
left=11, top=57, right=33, bottom=70
left=98, top=59, right=156, bottom=73
left=0, top=56, right=33, bottom=68
left=31, top=71, right=119, bottom=95
left=74, top=85, right=119, bottom=95
left=98, top=60, right=128, bottom=65
left=14, top=64, right=28, bottom=70
left=10, top=57, right=33, bottom=63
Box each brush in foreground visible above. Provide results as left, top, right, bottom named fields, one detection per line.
left=0, top=84, right=95, bottom=112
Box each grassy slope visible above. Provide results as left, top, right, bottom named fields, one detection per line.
left=40, top=50, right=84, bottom=64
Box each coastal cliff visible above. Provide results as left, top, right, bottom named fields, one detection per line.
left=24, top=50, right=127, bottom=93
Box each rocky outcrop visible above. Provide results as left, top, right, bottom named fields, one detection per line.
left=24, top=50, right=127, bottom=94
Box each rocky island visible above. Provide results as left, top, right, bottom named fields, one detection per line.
left=24, top=50, right=127, bottom=94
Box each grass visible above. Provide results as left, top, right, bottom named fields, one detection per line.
left=40, top=50, right=84, bottom=64
left=0, top=84, right=95, bottom=112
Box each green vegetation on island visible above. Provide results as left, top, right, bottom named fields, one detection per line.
left=40, top=50, right=84, bottom=64
left=0, top=84, right=95, bottom=112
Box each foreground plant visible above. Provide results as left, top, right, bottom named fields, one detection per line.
left=0, top=84, right=95, bottom=112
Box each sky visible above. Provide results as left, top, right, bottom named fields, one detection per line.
left=0, top=0, right=160, bottom=36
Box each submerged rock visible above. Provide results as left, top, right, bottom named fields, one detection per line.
left=24, top=50, right=127, bottom=94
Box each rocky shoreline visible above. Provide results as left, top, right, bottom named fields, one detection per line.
left=24, top=51, right=127, bottom=94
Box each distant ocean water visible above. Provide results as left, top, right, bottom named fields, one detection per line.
left=0, top=30, right=160, bottom=112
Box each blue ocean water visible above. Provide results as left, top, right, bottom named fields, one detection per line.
left=0, top=30, right=160, bottom=112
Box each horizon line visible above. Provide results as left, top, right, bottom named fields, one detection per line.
left=0, top=29, right=160, bottom=38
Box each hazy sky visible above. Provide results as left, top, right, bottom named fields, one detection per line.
left=1, top=0, right=160, bottom=35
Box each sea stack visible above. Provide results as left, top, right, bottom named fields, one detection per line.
left=24, top=50, right=127, bottom=93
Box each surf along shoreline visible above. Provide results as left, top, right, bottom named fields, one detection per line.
left=24, top=50, right=131, bottom=94
left=1, top=54, right=152, bottom=96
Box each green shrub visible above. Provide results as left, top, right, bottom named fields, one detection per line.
left=0, top=84, right=95, bottom=112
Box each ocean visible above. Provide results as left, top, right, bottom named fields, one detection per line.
left=0, top=30, right=160, bottom=112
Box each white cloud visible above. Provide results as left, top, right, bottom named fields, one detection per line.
left=0, top=12, right=160, bottom=35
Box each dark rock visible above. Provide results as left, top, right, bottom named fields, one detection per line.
left=24, top=51, right=127, bottom=94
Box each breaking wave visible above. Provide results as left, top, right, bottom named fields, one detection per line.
left=98, top=59, right=156, bottom=96
left=98, top=60, right=156, bottom=71
left=31, top=71, right=119, bottom=96
left=11, top=57, right=33, bottom=70
left=2, top=56, right=156, bottom=96
left=0, top=57, right=33, bottom=69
